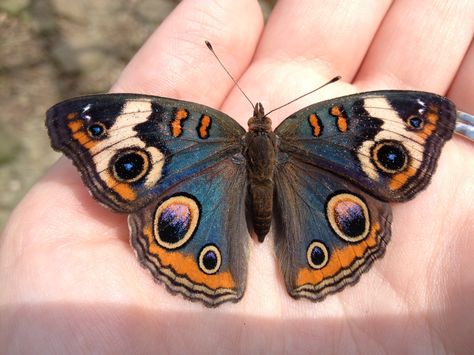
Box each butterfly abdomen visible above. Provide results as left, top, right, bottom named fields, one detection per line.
left=245, top=119, right=277, bottom=242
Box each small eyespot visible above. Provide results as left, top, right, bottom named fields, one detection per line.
left=372, top=141, right=408, bottom=174
left=407, top=116, right=424, bottom=130
left=307, top=241, right=329, bottom=269
left=153, top=195, right=200, bottom=250
left=112, top=150, right=150, bottom=183
left=326, top=192, right=370, bottom=243
left=87, top=122, right=106, bottom=138
left=198, top=244, right=221, bottom=274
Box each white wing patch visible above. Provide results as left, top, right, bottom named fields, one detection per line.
left=357, top=97, right=424, bottom=184
left=91, top=100, right=165, bottom=189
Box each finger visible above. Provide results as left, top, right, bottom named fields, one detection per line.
left=355, top=0, right=474, bottom=92
left=113, top=0, right=264, bottom=108
left=447, top=39, right=474, bottom=113
left=257, top=0, right=391, bottom=79
left=221, top=0, right=391, bottom=124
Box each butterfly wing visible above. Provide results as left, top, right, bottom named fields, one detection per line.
left=46, top=94, right=245, bottom=212
left=275, top=91, right=456, bottom=201
left=46, top=94, right=249, bottom=306
left=273, top=91, right=455, bottom=300
left=129, top=156, right=248, bottom=306
left=274, top=160, right=391, bottom=300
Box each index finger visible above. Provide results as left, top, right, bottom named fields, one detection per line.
left=112, top=0, right=264, bottom=109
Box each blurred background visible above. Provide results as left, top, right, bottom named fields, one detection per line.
left=0, top=0, right=275, bottom=230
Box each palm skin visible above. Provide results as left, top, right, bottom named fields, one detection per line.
left=1, top=1, right=473, bottom=353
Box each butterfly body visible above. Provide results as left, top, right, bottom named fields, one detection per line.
left=245, top=102, right=277, bottom=241
left=46, top=90, right=456, bottom=307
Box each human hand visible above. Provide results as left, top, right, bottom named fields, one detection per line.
left=1, top=0, right=473, bottom=353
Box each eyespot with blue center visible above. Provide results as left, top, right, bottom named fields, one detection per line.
left=153, top=195, right=200, bottom=250
left=407, top=115, right=424, bottom=129
left=112, top=149, right=150, bottom=183
left=326, top=192, right=370, bottom=243
left=306, top=241, right=329, bottom=269
left=371, top=140, right=408, bottom=174
left=86, top=122, right=107, bottom=138
left=198, top=244, right=221, bottom=274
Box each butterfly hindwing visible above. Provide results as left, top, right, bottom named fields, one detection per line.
left=274, top=159, right=392, bottom=300
left=129, top=156, right=248, bottom=307
left=275, top=91, right=456, bottom=202
left=46, top=94, right=245, bottom=212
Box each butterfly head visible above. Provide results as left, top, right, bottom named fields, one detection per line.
left=248, top=102, right=272, bottom=132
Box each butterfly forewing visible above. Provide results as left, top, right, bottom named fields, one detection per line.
left=46, top=94, right=245, bottom=212
left=275, top=91, right=456, bottom=202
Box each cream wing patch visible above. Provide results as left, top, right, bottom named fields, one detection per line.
left=357, top=97, right=425, bottom=186
left=91, top=100, right=165, bottom=190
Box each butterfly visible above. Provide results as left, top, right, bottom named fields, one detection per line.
left=46, top=88, right=456, bottom=307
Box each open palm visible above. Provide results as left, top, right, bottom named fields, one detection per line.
left=1, top=1, right=473, bottom=353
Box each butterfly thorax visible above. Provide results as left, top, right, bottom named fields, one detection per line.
left=245, top=103, right=277, bottom=242
left=248, top=102, right=272, bottom=132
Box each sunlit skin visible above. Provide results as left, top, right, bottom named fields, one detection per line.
left=1, top=0, right=473, bottom=353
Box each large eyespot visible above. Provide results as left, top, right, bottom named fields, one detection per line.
left=198, top=244, right=222, bottom=274
left=87, top=122, right=107, bottom=138
left=153, top=195, right=200, bottom=250
left=112, top=150, right=150, bottom=183
left=372, top=140, right=408, bottom=174
left=326, top=192, right=370, bottom=242
left=306, top=241, right=329, bottom=269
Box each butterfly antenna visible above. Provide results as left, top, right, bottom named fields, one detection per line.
left=265, top=76, right=342, bottom=116
left=205, top=41, right=255, bottom=109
